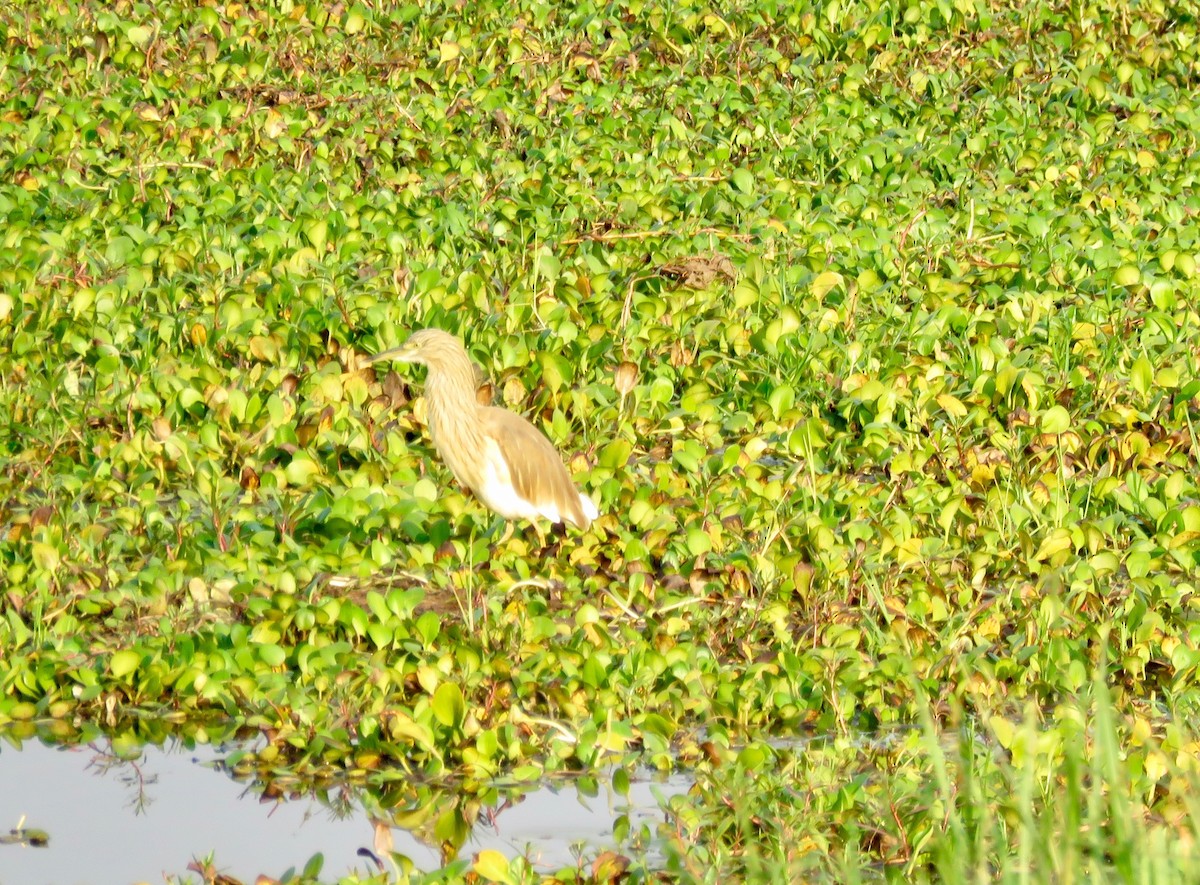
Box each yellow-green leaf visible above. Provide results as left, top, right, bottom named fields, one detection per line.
left=31, top=542, right=60, bottom=572
left=345, top=6, right=367, bottom=34
left=1032, top=528, right=1073, bottom=563
left=812, top=271, right=844, bottom=300
left=1113, top=265, right=1141, bottom=287
left=110, top=650, right=142, bottom=678
left=1130, top=356, right=1152, bottom=397
left=126, top=25, right=153, bottom=47
left=1039, top=405, right=1071, bottom=434
left=936, top=392, right=967, bottom=418
left=473, top=849, right=514, bottom=884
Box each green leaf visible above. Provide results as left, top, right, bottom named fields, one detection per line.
left=432, top=682, right=465, bottom=729
left=367, top=622, right=393, bottom=649
left=303, top=218, right=328, bottom=252
left=672, top=439, right=705, bottom=473
left=1130, top=356, right=1153, bottom=397
left=736, top=741, right=775, bottom=770
left=687, top=528, right=712, bottom=556
left=301, top=853, right=325, bottom=878
left=285, top=453, right=322, bottom=486
left=767, top=384, right=795, bottom=420
left=599, top=438, right=633, bottom=470
left=730, top=167, right=754, bottom=194
left=257, top=644, right=287, bottom=667
left=538, top=353, right=573, bottom=393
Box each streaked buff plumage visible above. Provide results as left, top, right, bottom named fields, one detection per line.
left=370, top=329, right=598, bottom=531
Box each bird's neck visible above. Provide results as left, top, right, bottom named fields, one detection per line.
left=424, top=363, right=479, bottom=421
left=422, top=364, right=488, bottom=486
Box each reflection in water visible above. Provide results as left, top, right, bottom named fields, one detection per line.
left=0, top=814, right=50, bottom=848
left=0, top=729, right=689, bottom=882
left=87, top=741, right=160, bottom=814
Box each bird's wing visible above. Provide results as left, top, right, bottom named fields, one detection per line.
left=481, top=407, right=593, bottom=528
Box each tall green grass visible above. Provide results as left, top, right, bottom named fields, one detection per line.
left=665, top=672, right=1200, bottom=884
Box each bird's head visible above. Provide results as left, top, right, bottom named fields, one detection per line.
left=369, top=328, right=465, bottom=369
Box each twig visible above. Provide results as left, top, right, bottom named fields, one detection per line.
left=603, top=587, right=641, bottom=620
left=619, top=273, right=654, bottom=331
left=561, top=227, right=754, bottom=245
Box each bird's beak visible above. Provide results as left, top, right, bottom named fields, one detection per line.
left=367, top=344, right=416, bottom=365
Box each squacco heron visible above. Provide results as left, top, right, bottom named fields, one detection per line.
left=370, top=329, right=599, bottom=536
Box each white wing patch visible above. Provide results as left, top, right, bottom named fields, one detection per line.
left=475, top=438, right=559, bottom=522
left=579, top=493, right=599, bottom=522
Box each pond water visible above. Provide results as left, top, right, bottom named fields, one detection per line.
left=0, top=736, right=690, bottom=883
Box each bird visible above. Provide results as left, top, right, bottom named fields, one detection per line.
left=368, top=329, right=599, bottom=539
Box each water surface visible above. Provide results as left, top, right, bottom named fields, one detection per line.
left=0, top=737, right=688, bottom=882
